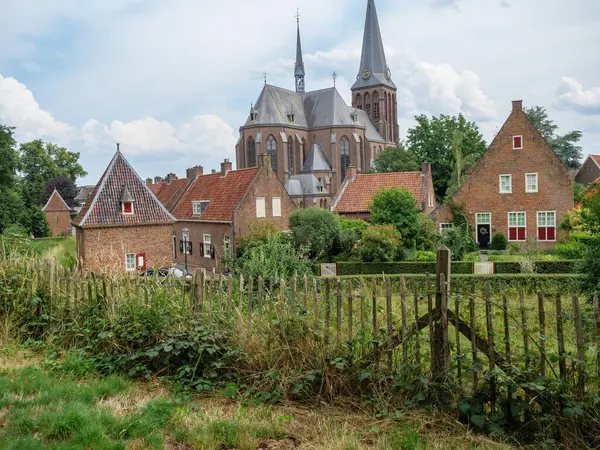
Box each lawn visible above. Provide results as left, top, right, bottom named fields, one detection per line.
left=0, top=348, right=510, bottom=450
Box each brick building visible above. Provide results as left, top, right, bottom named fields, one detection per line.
left=72, top=149, right=175, bottom=273
left=432, top=100, right=574, bottom=248
left=332, top=163, right=437, bottom=220
left=575, top=155, right=600, bottom=186
left=42, top=189, right=72, bottom=237
left=171, top=155, right=295, bottom=273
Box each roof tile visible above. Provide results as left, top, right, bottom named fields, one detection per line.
left=149, top=178, right=193, bottom=213
left=42, top=189, right=71, bottom=212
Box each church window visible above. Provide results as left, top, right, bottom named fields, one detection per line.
left=340, top=137, right=351, bottom=181
left=364, top=93, right=371, bottom=115
left=373, top=92, right=380, bottom=121
left=356, top=94, right=363, bottom=110
left=287, top=113, right=295, bottom=123
left=247, top=137, right=256, bottom=167
left=266, top=135, right=278, bottom=174
left=301, top=138, right=307, bottom=165
left=287, top=138, right=294, bottom=175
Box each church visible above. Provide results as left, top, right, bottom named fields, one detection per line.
left=235, top=0, right=398, bottom=208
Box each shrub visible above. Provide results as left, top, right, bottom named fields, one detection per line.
left=535, top=260, right=577, bottom=274
left=289, top=208, right=341, bottom=260
left=490, top=233, right=508, bottom=251
left=339, top=218, right=369, bottom=234
left=334, top=261, right=473, bottom=275
left=554, top=242, right=584, bottom=260
left=411, top=250, right=436, bottom=261
left=508, top=243, right=521, bottom=254
left=579, top=235, right=600, bottom=294
left=440, top=225, right=476, bottom=261
left=369, top=187, right=420, bottom=247
left=355, top=225, right=402, bottom=263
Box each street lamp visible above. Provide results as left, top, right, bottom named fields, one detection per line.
left=182, top=228, right=189, bottom=274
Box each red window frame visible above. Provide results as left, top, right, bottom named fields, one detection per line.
left=508, top=212, right=526, bottom=242
left=123, top=201, right=133, bottom=214
left=513, top=136, right=523, bottom=150
left=537, top=211, right=556, bottom=242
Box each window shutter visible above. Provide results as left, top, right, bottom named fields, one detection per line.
left=518, top=228, right=526, bottom=241
left=179, top=240, right=183, bottom=253
left=188, top=242, right=193, bottom=255
left=210, top=244, right=215, bottom=259
left=136, top=253, right=147, bottom=271
left=538, top=227, right=546, bottom=241
left=509, top=228, right=517, bottom=241
left=548, top=227, right=556, bottom=241
left=200, top=243, right=204, bottom=256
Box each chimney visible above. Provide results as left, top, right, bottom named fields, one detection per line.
left=166, top=173, right=177, bottom=183
left=465, top=163, right=473, bottom=175
left=186, top=165, right=203, bottom=180
left=345, top=165, right=357, bottom=180
left=221, top=158, right=233, bottom=176
left=211, top=169, right=217, bottom=174
left=512, top=100, right=523, bottom=112
left=145, top=177, right=153, bottom=186
left=421, top=162, right=431, bottom=176
left=154, top=176, right=164, bottom=184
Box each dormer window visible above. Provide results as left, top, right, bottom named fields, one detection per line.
left=122, top=201, right=134, bottom=215
left=350, top=111, right=359, bottom=123
left=250, top=112, right=257, bottom=122
left=120, top=185, right=135, bottom=215
left=513, top=136, right=523, bottom=150
left=287, top=113, right=295, bottom=124
left=192, top=200, right=210, bottom=216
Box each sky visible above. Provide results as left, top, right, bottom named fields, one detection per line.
left=1, top=0, right=599, bottom=185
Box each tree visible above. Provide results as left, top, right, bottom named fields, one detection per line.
left=369, top=187, right=420, bottom=247
left=407, top=114, right=487, bottom=199
left=356, top=225, right=402, bottom=262
left=524, top=106, right=583, bottom=169
left=0, top=126, right=22, bottom=234
left=373, top=143, right=420, bottom=173
left=45, top=175, right=79, bottom=208
left=289, top=208, right=342, bottom=260
left=19, top=206, right=49, bottom=238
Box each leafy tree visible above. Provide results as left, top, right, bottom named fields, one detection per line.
left=369, top=187, right=420, bottom=247
left=356, top=225, right=402, bottom=262
left=440, top=225, right=477, bottom=261
left=340, top=218, right=369, bottom=234
left=524, top=106, right=583, bottom=169
left=373, top=143, right=420, bottom=173
left=19, top=206, right=49, bottom=238
left=0, top=126, right=22, bottom=234
left=416, top=213, right=439, bottom=251
left=45, top=175, right=78, bottom=208
left=407, top=114, right=487, bottom=199
left=289, top=208, right=342, bottom=260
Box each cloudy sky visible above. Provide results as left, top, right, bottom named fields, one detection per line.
left=1, top=0, right=599, bottom=184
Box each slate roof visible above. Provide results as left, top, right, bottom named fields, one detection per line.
left=75, top=185, right=95, bottom=204
left=149, top=178, right=193, bottom=213
left=333, top=172, right=425, bottom=214
left=172, top=168, right=259, bottom=222
left=42, top=189, right=71, bottom=212
left=301, top=144, right=332, bottom=173
left=72, top=151, right=174, bottom=228
left=285, top=174, right=327, bottom=197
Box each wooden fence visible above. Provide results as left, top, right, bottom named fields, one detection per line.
left=6, top=248, right=600, bottom=402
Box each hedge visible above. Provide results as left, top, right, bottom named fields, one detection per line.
left=332, top=261, right=474, bottom=276
left=495, top=260, right=578, bottom=274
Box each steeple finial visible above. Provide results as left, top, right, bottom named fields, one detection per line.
left=294, top=9, right=306, bottom=93
left=116, top=143, right=121, bottom=153
left=332, top=71, right=337, bottom=88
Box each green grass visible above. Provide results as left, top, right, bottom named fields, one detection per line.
left=30, top=237, right=77, bottom=268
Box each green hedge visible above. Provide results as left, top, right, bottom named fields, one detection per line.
left=534, top=260, right=578, bottom=274
left=333, top=261, right=474, bottom=276
left=494, top=262, right=522, bottom=274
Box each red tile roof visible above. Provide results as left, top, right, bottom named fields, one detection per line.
left=42, top=189, right=71, bottom=212
left=72, top=151, right=174, bottom=228
left=173, top=168, right=259, bottom=221
left=591, top=155, right=600, bottom=166
left=333, top=172, right=425, bottom=213
left=149, top=178, right=193, bottom=213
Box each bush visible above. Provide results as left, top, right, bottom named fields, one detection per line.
left=535, top=260, right=577, bottom=274
left=494, top=262, right=522, bottom=274
left=554, top=242, right=584, bottom=260
left=490, top=233, right=508, bottom=251
left=355, top=225, right=402, bottom=263
left=440, top=225, right=477, bottom=261
left=335, top=261, right=473, bottom=275
left=578, top=235, right=600, bottom=294
left=411, top=250, right=436, bottom=261
left=289, top=208, right=341, bottom=260
left=369, top=187, right=420, bottom=247
left=508, top=243, right=521, bottom=254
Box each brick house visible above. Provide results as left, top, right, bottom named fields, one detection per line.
left=332, top=163, right=436, bottom=220
left=72, top=149, right=175, bottom=273
left=575, top=155, right=600, bottom=186
left=432, top=100, right=574, bottom=248
left=171, top=155, right=296, bottom=273
left=42, top=189, right=72, bottom=237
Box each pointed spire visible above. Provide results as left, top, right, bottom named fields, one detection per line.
left=352, top=0, right=396, bottom=90
left=295, top=9, right=305, bottom=93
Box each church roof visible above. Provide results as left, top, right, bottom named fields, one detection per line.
left=285, top=174, right=327, bottom=196
left=351, top=0, right=396, bottom=90
left=301, top=144, right=332, bottom=173
left=295, top=21, right=305, bottom=78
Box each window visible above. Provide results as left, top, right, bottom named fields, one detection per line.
left=203, top=234, right=211, bottom=258
left=355, top=94, right=362, bottom=110
left=428, top=193, right=434, bottom=208
left=250, top=111, right=258, bottom=122
left=364, top=93, right=371, bottom=115
left=439, top=223, right=453, bottom=233
left=122, top=201, right=134, bottom=214
left=247, top=137, right=256, bottom=167
left=476, top=213, right=491, bottom=225
left=526, top=173, right=538, bottom=193
left=125, top=253, right=136, bottom=271
left=499, top=174, right=512, bottom=194
left=373, top=92, right=380, bottom=121
left=192, top=201, right=210, bottom=216
left=537, top=211, right=556, bottom=241
left=272, top=197, right=281, bottom=217
left=181, top=229, right=190, bottom=255
left=266, top=135, right=277, bottom=174
left=340, top=137, right=350, bottom=181
left=223, top=235, right=230, bottom=251
left=287, top=113, right=295, bottom=123
left=508, top=212, right=526, bottom=241
left=256, top=197, right=266, bottom=218
left=172, top=235, right=177, bottom=259
left=513, top=136, right=523, bottom=150
left=287, top=138, right=294, bottom=175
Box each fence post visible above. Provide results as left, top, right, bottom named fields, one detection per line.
left=432, top=246, right=451, bottom=380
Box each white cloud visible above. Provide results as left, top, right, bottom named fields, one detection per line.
left=556, top=77, right=600, bottom=114
left=0, top=74, right=72, bottom=142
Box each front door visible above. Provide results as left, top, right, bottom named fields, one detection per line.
left=477, top=224, right=491, bottom=248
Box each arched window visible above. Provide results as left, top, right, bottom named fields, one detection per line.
left=340, top=136, right=350, bottom=181
left=247, top=137, right=256, bottom=167
left=323, top=199, right=327, bottom=209
left=287, top=137, right=294, bottom=175
left=301, top=138, right=307, bottom=165
left=378, top=145, right=382, bottom=154
left=266, top=135, right=277, bottom=174
left=373, top=91, right=380, bottom=121
left=358, top=136, right=364, bottom=171
left=364, top=93, right=371, bottom=116
left=355, top=94, right=363, bottom=110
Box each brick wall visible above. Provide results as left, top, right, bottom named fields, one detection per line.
left=173, top=222, right=231, bottom=272
left=77, top=224, right=173, bottom=273
left=45, top=211, right=71, bottom=237
left=433, top=101, right=574, bottom=248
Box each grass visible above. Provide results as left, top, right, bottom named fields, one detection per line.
left=30, top=237, right=77, bottom=268
left=0, top=348, right=511, bottom=449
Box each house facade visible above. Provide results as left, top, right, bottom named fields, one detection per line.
left=332, top=163, right=436, bottom=220
left=171, top=155, right=295, bottom=273
left=575, top=155, right=600, bottom=186
left=72, top=149, right=175, bottom=273
left=432, top=100, right=574, bottom=248
left=42, top=189, right=72, bottom=237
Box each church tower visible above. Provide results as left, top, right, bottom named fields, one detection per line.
left=295, top=14, right=306, bottom=93
left=351, top=0, right=398, bottom=145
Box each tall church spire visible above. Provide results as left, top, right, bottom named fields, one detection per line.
left=294, top=10, right=305, bottom=93
left=351, top=0, right=395, bottom=90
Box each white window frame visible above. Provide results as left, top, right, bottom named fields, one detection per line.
left=272, top=197, right=282, bottom=217
left=439, top=223, right=453, bottom=233
left=125, top=253, right=136, bottom=271
left=203, top=234, right=212, bottom=258
left=525, top=173, right=538, bottom=193
left=499, top=174, right=512, bottom=194
left=508, top=212, right=527, bottom=242
left=192, top=200, right=210, bottom=216
left=181, top=229, right=190, bottom=255
left=256, top=197, right=266, bottom=218
left=513, top=135, right=523, bottom=150
left=122, top=201, right=134, bottom=215
left=475, top=213, right=492, bottom=245
left=537, top=211, right=557, bottom=242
